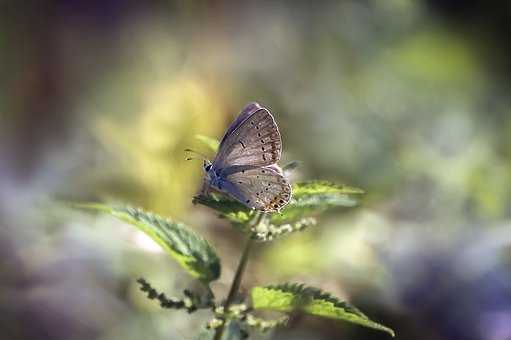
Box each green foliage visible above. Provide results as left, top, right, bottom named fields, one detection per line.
left=251, top=283, right=395, bottom=337
left=271, top=180, right=365, bottom=224
left=194, top=180, right=364, bottom=232
left=75, top=154, right=393, bottom=338
left=193, top=194, right=253, bottom=231
left=75, top=203, right=220, bottom=283
left=196, top=134, right=220, bottom=153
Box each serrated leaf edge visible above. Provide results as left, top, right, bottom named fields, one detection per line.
left=251, top=283, right=395, bottom=337
left=74, top=203, right=221, bottom=283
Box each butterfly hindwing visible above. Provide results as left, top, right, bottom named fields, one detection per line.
left=213, top=106, right=282, bottom=169
left=225, top=166, right=291, bottom=212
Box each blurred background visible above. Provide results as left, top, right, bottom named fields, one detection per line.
left=2, top=1, right=511, bottom=339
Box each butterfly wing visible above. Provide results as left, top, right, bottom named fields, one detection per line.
left=207, top=102, right=291, bottom=211
left=212, top=103, right=282, bottom=169
left=221, top=165, right=292, bottom=212
left=218, top=102, right=262, bottom=147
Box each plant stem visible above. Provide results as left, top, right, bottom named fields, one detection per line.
left=213, top=212, right=265, bottom=340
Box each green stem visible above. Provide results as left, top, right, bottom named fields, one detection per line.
left=213, top=212, right=264, bottom=340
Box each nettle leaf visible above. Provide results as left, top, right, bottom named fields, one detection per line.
left=193, top=194, right=253, bottom=231
left=271, top=180, right=365, bottom=224
left=251, top=283, right=395, bottom=337
left=195, top=134, right=220, bottom=153
left=76, top=203, right=220, bottom=283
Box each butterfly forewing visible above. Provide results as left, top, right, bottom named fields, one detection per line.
left=218, top=102, right=262, bottom=146
left=213, top=107, right=282, bottom=169
left=226, top=166, right=291, bottom=211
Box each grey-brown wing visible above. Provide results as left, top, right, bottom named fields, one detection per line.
left=212, top=106, right=282, bottom=169
left=225, top=165, right=291, bottom=212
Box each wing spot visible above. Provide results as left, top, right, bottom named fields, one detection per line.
left=242, top=170, right=245, bottom=174
left=256, top=126, right=259, bottom=130
left=261, top=170, right=266, bottom=173
left=273, top=204, right=278, bottom=208
left=261, top=146, right=265, bottom=151
left=257, top=132, right=261, bottom=137
left=262, top=155, right=267, bottom=161
left=238, top=181, right=242, bottom=184
left=261, top=139, right=265, bottom=143
left=279, top=199, right=284, bottom=203
left=246, top=199, right=251, bottom=203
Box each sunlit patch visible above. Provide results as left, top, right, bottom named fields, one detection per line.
left=132, top=231, right=163, bottom=253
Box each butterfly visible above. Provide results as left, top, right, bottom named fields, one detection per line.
left=199, top=102, right=292, bottom=212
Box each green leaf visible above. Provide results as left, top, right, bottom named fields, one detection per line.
left=193, top=181, right=364, bottom=231
left=271, top=181, right=365, bottom=224
left=293, top=180, right=365, bottom=196
left=195, top=134, right=220, bottom=153
left=75, top=203, right=220, bottom=283
left=193, top=194, right=253, bottom=231
left=251, top=283, right=395, bottom=337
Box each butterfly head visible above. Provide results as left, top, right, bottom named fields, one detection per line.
left=203, top=159, right=212, bottom=173
left=203, top=159, right=218, bottom=183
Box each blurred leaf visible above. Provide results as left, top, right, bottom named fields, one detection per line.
left=282, top=160, right=300, bottom=172
left=196, top=134, right=220, bottom=153
left=271, top=181, right=365, bottom=224
left=293, top=180, right=364, bottom=195
left=193, top=194, right=253, bottom=231
left=75, top=203, right=220, bottom=283
left=251, top=283, right=395, bottom=337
